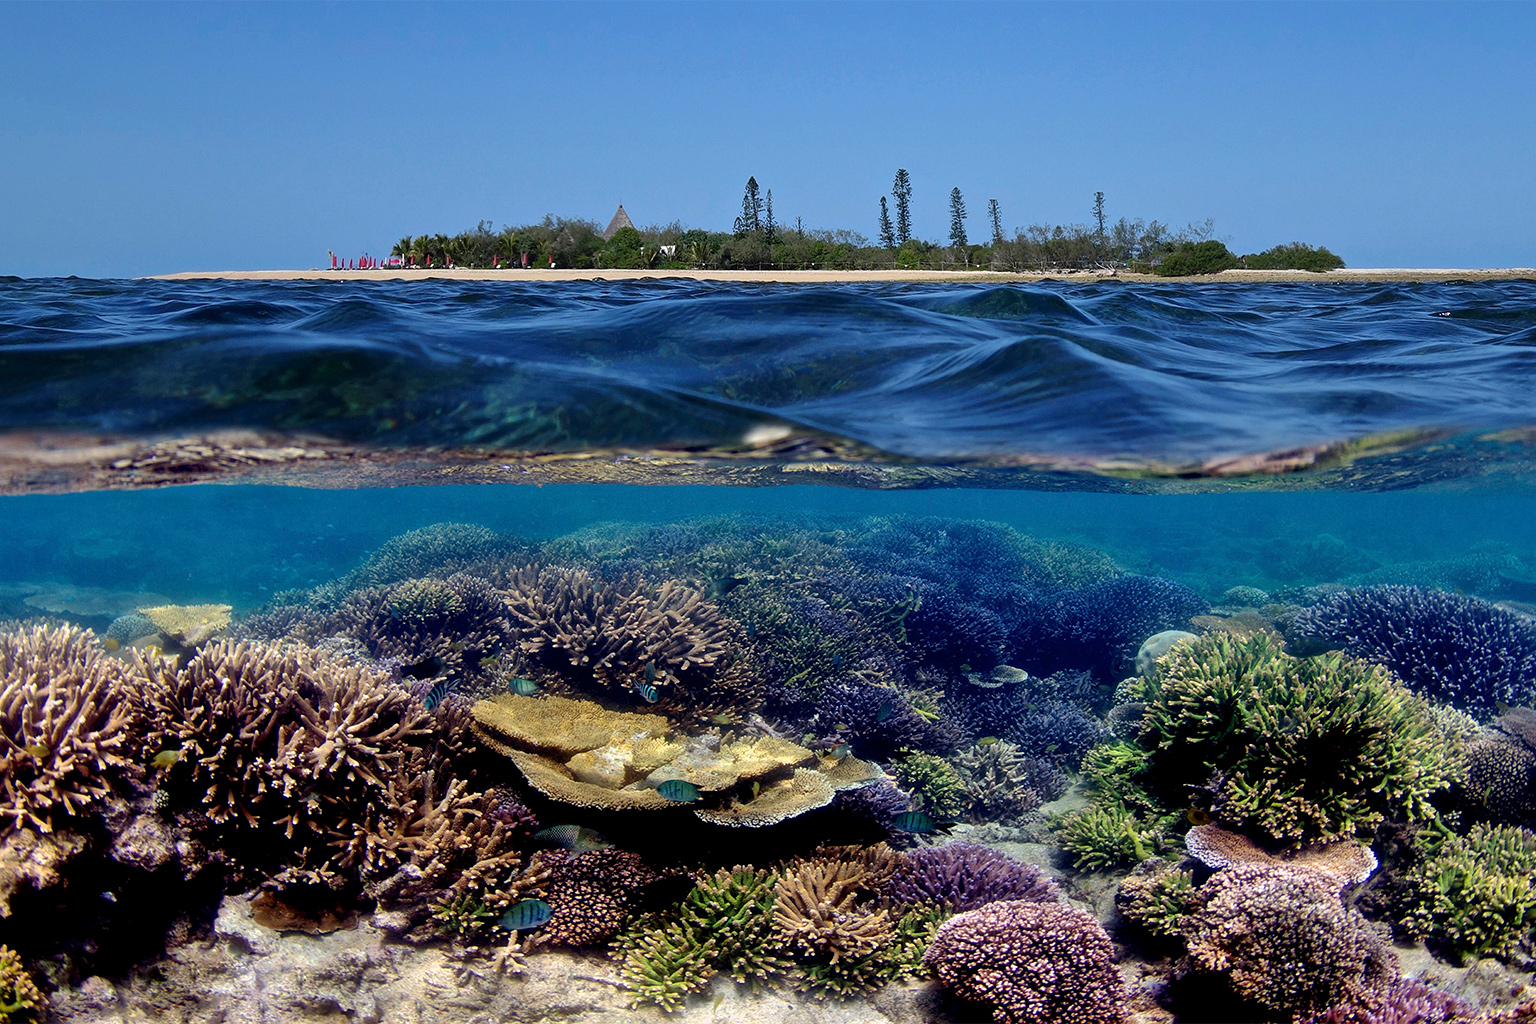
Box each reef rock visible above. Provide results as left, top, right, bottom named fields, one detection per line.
left=1133, top=630, right=1198, bottom=677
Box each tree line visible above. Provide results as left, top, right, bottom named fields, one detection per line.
left=387, top=172, right=1343, bottom=275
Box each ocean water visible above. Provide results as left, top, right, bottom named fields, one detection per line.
left=4, top=277, right=1536, bottom=1023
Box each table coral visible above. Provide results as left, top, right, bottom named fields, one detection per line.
left=923, top=899, right=1125, bottom=1024
left=1, top=624, right=137, bottom=834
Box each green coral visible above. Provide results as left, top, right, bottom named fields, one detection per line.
left=1140, top=632, right=1457, bottom=847
left=1055, top=802, right=1173, bottom=872
left=1079, top=741, right=1159, bottom=815
left=1117, top=864, right=1198, bottom=939
left=792, top=908, right=946, bottom=1000
left=0, top=945, right=41, bottom=1023
left=431, top=890, right=499, bottom=939
left=616, top=919, right=718, bottom=1012
left=1402, top=824, right=1536, bottom=962
left=891, top=752, right=966, bottom=819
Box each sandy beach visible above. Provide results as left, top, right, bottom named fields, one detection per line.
left=153, top=266, right=1536, bottom=284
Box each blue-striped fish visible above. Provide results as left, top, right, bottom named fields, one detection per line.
left=508, top=677, right=540, bottom=696
left=892, top=811, right=938, bottom=834
left=656, top=779, right=701, bottom=803
left=533, top=825, right=611, bottom=852
left=634, top=678, right=659, bottom=703
left=497, top=898, right=552, bottom=932
left=422, top=680, right=453, bottom=711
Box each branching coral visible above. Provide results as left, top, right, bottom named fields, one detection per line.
left=1019, top=574, right=1206, bottom=682
left=1294, top=586, right=1536, bottom=716
left=1, top=624, right=137, bottom=834
left=1117, top=861, right=1197, bottom=939
left=772, top=857, right=892, bottom=964
left=616, top=918, right=718, bottom=1012
left=340, top=522, right=516, bottom=590
left=1299, top=978, right=1479, bottom=1024
left=0, top=944, right=42, bottom=1022
left=1182, top=863, right=1398, bottom=1019
left=498, top=565, right=756, bottom=718
left=890, top=752, right=966, bottom=819
left=923, top=900, right=1125, bottom=1024
left=952, top=740, right=1065, bottom=823
left=1467, top=737, right=1536, bottom=827
left=1401, top=824, right=1536, bottom=961
left=1140, top=632, right=1457, bottom=846
left=884, top=842, right=1058, bottom=913
left=1055, top=802, right=1172, bottom=872
left=537, top=848, right=663, bottom=947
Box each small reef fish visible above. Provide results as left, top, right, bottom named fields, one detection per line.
left=533, top=825, right=611, bottom=852
left=150, top=749, right=181, bottom=770
left=976, top=736, right=1000, bottom=747
left=103, top=637, right=121, bottom=651
left=1186, top=807, right=1213, bottom=826
left=644, top=660, right=657, bottom=683
left=634, top=678, right=659, bottom=703
left=422, top=681, right=453, bottom=711
left=508, top=677, right=540, bottom=696
left=875, top=700, right=894, bottom=723
left=23, top=743, right=50, bottom=759
left=709, top=713, right=735, bottom=726
left=497, top=898, right=552, bottom=932
left=656, top=779, right=702, bottom=803
left=892, top=811, right=939, bottom=834
left=828, top=743, right=851, bottom=759
left=706, top=576, right=746, bottom=600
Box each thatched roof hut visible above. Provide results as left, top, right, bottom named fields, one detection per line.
left=602, top=204, right=635, bottom=240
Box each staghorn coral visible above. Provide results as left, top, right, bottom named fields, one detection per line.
left=1401, top=823, right=1536, bottom=961
left=1182, top=863, right=1398, bottom=1019
left=884, top=842, right=1058, bottom=913
left=1294, top=586, right=1536, bottom=716
left=1299, top=978, right=1479, bottom=1024
left=890, top=752, right=966, bottom=820
left=772, top=857, right=892, bottom=964
left=1015, top=574, right=1206, bottom=683
left=537, top=848, right=663, bottom=947
left=1466, top=737, right=1536, bottom=827
left=331, top=573, right=512, bottom=685
left=1, top=624, right=137, bottom=834
left=952, top=740, right=1066, bottom=823
left=679, top=865, right=790, bottom=984
left=340, top=522, right=516, bottom=591
left=1055, top=802, right=1171, bottom=872
left=1117, top=860, right=1197, bottom=939
left=815, top=677, right=948, bottom=758
left=498, top=565, right=744, bottom=714
left=0, top=944, right=42, bottom=1023
left=1141, top=632, right=1457, bottom=846
left=616, top=918, right=718, bottom=1012
left=923, top=899, right=1125, bottom=1024
left=945, top=685, right=1109, bottom=768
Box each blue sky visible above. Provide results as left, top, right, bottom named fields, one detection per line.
left=1, top=1, right=1532, bottom=277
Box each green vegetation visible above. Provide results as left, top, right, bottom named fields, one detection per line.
left=385, top=174, right=1343, bottom=273
left=1241, top=242, right=1347, bottom=272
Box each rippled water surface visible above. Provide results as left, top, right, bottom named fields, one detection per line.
left=3, top=276, right=1535, bottom=466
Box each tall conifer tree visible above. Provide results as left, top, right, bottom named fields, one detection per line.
left=764, top=189, right=777, bottom=244
left=948, top=187, right=968, bottom=249
left=892, top=169, right=912, bottom=244
left=734, top=176, right=763, bottom=234
left=988, top=199, right=1004, bottom=245
left=878, top=197, right=896, bottom=250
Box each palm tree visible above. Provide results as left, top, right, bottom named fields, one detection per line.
left=687, top=237, right=716, bottom=269
left=392, top=236, right=414, bottom=260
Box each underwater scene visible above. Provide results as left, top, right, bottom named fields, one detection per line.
left=4, top=278, right=1536, bottom=1024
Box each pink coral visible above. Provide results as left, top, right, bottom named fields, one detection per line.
left=922, top=899, right=1125, bottom=1024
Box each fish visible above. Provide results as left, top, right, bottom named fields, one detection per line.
left=828, top=743, right=851, bottom=759
left=508, top=677, right=540, bottom=696
left=750, top=780, right=761, bottom=799
left=706, top=576, right=746, bottom=600
left=634, top=678, right=659, bottom=703
left=1186, top=808, right=1212, bottom=826
left=710, top=713, right=735, bottom=726
left=644, top=660, right=657, bottom=683
left=422, top=680, right=453, bottom=711
left=150, top=749, right=181, bottom=770
left=875, top=700, right=894, bottom=723
left=976, top=736, right=1000, bottom=746
left=103, top=637, right=121, bottom=651
left=891, top=811, right=938, bottom=834
left=533, top=825, right=611, bottom=852
left=497, top=898, right=552, bottom=932
left=23, top=743, right=50, bottom=759
left=830, top=653, right=842, bottom=669
left=656, top=779, right=702, bottom=803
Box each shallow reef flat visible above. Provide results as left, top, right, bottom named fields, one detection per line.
left=4, top=514, right=1536, bottom=1024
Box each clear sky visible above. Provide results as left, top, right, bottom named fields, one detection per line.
left=2, top=1, right=1533, bottom=277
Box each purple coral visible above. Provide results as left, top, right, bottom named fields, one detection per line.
left=1295, top=585, right=1536, bottom=716
left=1021, top=574, right=1206, bottom=682
left=923, top=899, right=1126, bottom=1024
left=817, top=677, right=945, bottom=757
left=885, top=843, right=1059, bottom=912
left=1300, top=979, right=1478, bottom=1024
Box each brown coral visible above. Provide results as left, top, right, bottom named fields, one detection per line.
left=0, top=943, right=43, bottom=1021
left=694, top=768, right=835, bottom=827
left=470, top=693, right=671, bottom=758
left=1185, top=823, right=1379, bottom=885
left=1182, top=863, right=1398, bottom=1018
left=138, top=603, right=232, bottom=647
left=0, top=625, right=137, bottom=834
left=1466, top=737, right=1536, bottom=826
left=535, top=848, right=662, bottom=947
left=772, top=857, right=892, bottom=963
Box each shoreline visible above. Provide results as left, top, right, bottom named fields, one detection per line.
left=150, top=266, right=1536, bottom=284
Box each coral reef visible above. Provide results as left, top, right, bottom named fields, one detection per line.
left=923, top=899, right=1126, bottom=1024
left=339, top=522, right=517, bottom=590
left=1140, top=632, right=1457, bottom=846
left=772, top=857, right=893, bottom=963
left=1294, top=586, right=1536, bottom=716
left=535, top=848, right=662, bottom=947
left=137, top=603, right=232, bottom=648
left=1020, top=574, right=1206, bottom=682
left=1184, top=823, right=1379, bottom=885
left=1117, top=860, right=1198, bottom=939
left=890, top=752, right=966, bottom=819
left=884, top=842, right=1058, bottom=913
left=1464, top=738, right=1536, bottom=826
left=1055, top=802, right=1171, bottom=872
left=0, top=944, right=42, bottom=1022
left=1299, top=978, right=1479, bottom=1024
left=1181, top=863, right=1398, bottom=1018
left=0, top=624, right=137, bottom=834
left=1402, top=824, right=1536, bottom=961
left=952, top=740, right=1066, bottom=823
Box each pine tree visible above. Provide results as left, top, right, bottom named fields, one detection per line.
left=988, top=199, right=1004, bottom=245
left=764, top=189, right=777, bottom=244
left=948, top=187, right=968, bottom=249
left=892, top=169, right=912, bottom=244
left=734, top=176, right=763, bottom=234
left=878, top=197, right=896, bottom=250
left=1093, top=191, right=1107, bottom=246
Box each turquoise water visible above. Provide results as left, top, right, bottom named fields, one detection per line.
left=4, top=278, right=1536, bottom=1023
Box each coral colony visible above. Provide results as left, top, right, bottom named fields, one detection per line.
left=3, top=515, right=1536, bottom=1023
